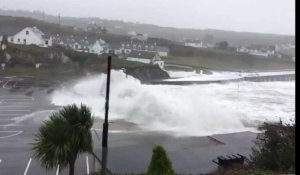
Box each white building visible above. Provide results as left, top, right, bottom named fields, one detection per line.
left=7, top=27, right=52, bottom=47
left=126, top=51, right=164, bottom=69
left=184, top=39, right=203, bottom=48
left=156, top=46, right=169, bottom=57
left=89, top=39, right=107, bottom=54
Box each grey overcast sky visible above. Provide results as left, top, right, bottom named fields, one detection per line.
left=1, top=0, right=295, bottom=35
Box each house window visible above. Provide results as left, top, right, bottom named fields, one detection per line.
left=26, top=31, right=29, bottom=35
left=23, top=39, right=26, bottom=44
left=10, top=38, right=14, bottom=42
left=17, top=38, right=20, bottom=43
left=75, top=45, right=78, bottom=49
left=45, top=40, right=49, bottom=45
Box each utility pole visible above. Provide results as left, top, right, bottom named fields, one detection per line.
left=102, top=54, right=112, bottom=148
left=58, top=13, right=61, bottom=26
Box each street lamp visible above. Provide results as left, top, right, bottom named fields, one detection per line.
left=102, top=50, right=113, bottom=148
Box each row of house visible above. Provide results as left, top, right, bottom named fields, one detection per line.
left=184, top=39, right=214, bottom=48
left=0, top=26, right=169, bottom=56
left=0, top=26, right=168, bottom=68
left=109, top=41, right=169, bottom=57
left=51, top=34, right=108, bottom=54
left=236, top=45, right=276, bottom=57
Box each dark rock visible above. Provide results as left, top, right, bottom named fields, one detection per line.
left=124, top=65, right=170, bottom=82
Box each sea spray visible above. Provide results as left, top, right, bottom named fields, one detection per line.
left=51, top=70, right=295, bottom=136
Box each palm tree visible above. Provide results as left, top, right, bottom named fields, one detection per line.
left=32, top=104, right=94, bottom=175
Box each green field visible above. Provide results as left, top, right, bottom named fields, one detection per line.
left=163, top=55, right=295, bottom=72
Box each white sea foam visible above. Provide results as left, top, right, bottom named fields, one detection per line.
left=51, top=70, right=295, bottom=136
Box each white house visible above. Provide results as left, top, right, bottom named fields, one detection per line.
left=89, top=39, right=107, bottom=54
left=7, top=27, right=52, bottom=47
left=184, top=39, right=203, bottom=48
left=126, top=51, right=164, bottom=69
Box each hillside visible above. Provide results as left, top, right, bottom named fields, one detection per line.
left=0, top=15, right=131, bottom=44
left=0, top=9, right=295, bottom=46
left=0, top=15, right=295, bottom=72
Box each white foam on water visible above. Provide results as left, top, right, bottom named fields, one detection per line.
left=51, top=70, right=295, bottom=136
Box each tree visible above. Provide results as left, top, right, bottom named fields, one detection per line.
left=147, top=145, right=175, bottom=175
left=1, top=35, right=8, bottom=46
left=250, top=121, right=295, bottom=174
left=215, top=41, right=228, bottom=49
left=101, top=26, right=108, bottom=34
left=32, top=104, right=94, bottom=175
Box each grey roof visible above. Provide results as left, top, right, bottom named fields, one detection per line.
left=121, top=42, right=157, bottom=51
left=52, top=34, right=106, bottom=47
left=109, top=43, right=122, bottom=50
left=247, top=45, right=275, bottom=51
left=0, top=26, right=50, bottom=38
left=109, top=42, right=169, bottom=55
left=42, top=34, right=51, bottom=39
left=156, top=46, right=169, bottom=52
left=0, top=26, right=24, bottom=36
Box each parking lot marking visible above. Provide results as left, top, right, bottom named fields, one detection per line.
left=2, top=81, right=9, bottom=89
left=13, top=81, right=18, bottom=87
left=86, top=156, right=90, bottom=175
left=0, top=131, right=23, bottom=139
left=56, top=165, right=60, bottom=175
left=23, top=158, right=32, bottom=175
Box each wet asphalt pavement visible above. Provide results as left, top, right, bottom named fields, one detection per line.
left=0, top=76, right=258, bottom=175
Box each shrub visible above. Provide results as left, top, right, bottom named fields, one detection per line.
left=250, top=121, right=295, bottom=173
left=147, top=145, right=175, bottom=175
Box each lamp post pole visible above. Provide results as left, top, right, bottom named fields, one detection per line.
left=102, top=54, right=112, bottom=148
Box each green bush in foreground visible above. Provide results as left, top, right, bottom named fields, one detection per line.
left=250, top=121, right=295, bottom=174
left=147, top=145, right=175, bottom=175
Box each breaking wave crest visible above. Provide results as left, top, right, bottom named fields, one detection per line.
left=51, top=70, right=295, bottom=136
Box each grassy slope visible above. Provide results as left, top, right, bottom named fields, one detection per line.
left=164, top=46, right=295, bottom=71
left=163, top=56, right=295, bottom=71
